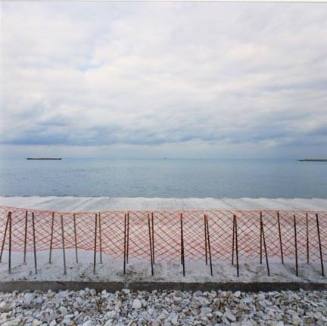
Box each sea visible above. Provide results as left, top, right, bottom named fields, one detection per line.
left=0, top=158, right=326, bottom=198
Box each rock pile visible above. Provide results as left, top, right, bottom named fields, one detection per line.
left=0, top=289, right=326, bottom=325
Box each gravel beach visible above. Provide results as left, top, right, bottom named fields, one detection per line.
left=0, top=289, right=326, bottom=325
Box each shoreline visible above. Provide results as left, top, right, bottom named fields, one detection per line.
left=1, top=197, right=327, bottom=211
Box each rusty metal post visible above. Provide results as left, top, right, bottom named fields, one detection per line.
left=204, top=214, right=208, bottom=265
left=126, top=212, right=130, bottom=264
left=306, top=213, right=309, bottom=264
left=99, top=212, right=103, bottom=264
left=123, top=213, right=127, bottom=275
left=49, top=212, right=55, bottom=264
left=148, top=214, right=154, bottom=276
left=93, top=213, right=98, bottom=274
left=234, top=215, right=239, bottom=277
left=180, top=213, right=185, bottom=276
left=259, top=212, right=263, bottom=264
left=277, top=211, right=284, bottom=264
left=151, top=212, right=155, bottom=264
left=315, top=213, right=325, bottom=277
left=32, top=212, right=37, bottom=274
left=23, top=211, right=28, bottom=264
left=61, top=215, right=67, bottom=275
left=231, top=214, right=235, bottom=266
left=8, top=212, right=12, bottom=274
left=205, top=214, right=213, bottom=276
left=293, top=214, right=298, bottom=276
left=260, top=213, right=270, bottom=276
left=73, top=213, right=78, bottom=264
left=0, top=212, right=10, bottom=263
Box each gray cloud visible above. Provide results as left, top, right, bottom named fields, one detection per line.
left=1, top=2, right=327, bottom=158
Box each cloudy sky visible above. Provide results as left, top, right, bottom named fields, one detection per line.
left=1, top=2, right=327, bottom=159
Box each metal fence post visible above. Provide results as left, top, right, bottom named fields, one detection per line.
left=123, top=213, right=127, bottom=275
left=49, top=212, right=55, bottom=264
left=260, top=213, right=270, bottom=276
left=277, top=211, right=284, bottom=264
left=315, top=213, right=325, bottom=277
left=0, top=212, right=10, bottom=263
left=205, top=214, right=213, bottom=276
left=294, top=214, right=298, bottom=276
left=32, top=212, right=37, bottom=274
left=231, top=215, right=235, bottom=266
left=23, top=211, right=28, bottom=264
left=234, top=215, right=239, bottom=277
left=8, top=212, right=12, bottom=274
left=93, top=213, right=98, bottom=274
left=151, top=212, right=155, bottom=265
left=180, top=213, right=185, bottom=276
left=204, top=214, right=208, bottom=265
left=306, top=213, right=309, bottom=264
left=126, top=212, right=130, bottom=264
left=61, top=215, right=67, bottom=275
left=148, top=213, right=154, bottom=276
left=73, top=213, right=78, bottom=264
left=99, top=212, right=103, bottom=264
left=259, top=212, right=263, bottom=264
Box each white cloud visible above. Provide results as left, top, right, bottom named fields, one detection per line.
left=1, top=2, right=327, bottom=158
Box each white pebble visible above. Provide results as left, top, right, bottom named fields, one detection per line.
left=0, top=289, right=324, bottom=326
left=23, top=293, right=34, bottom=305
left=0, top=302, right=10, bottom=313
left=132, top=299, right=142, bottom=309
left=224, top=309, right=236, bottom=322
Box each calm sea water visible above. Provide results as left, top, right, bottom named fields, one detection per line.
left=0, top=158, right=326, bottom=198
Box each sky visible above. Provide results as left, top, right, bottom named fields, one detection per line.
left=1, top=2, right=327, bottom=159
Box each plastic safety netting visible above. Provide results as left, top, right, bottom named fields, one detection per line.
left=0, top=206, right=326, bottom=276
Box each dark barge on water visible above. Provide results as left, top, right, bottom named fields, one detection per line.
left=298, top=159, right=327, bottom=162
left=26, top=158, right=62, bottom=160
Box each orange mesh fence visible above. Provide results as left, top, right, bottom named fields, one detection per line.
left=0, top=206, right=326, bottom=276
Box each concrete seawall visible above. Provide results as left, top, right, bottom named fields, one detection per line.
left=0, top=281, right=327, bottom=293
